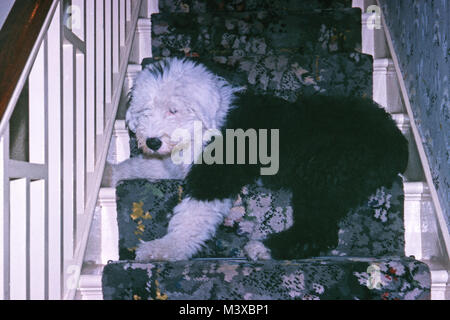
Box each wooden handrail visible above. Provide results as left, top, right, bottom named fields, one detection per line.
left=0, top=0, right=54, bottom=126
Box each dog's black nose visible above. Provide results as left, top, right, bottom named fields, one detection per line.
left=146, top=137, right=162, bottom=151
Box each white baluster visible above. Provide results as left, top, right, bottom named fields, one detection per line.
left=29, top=180, right=45, bottom=299
left=9, top=178, right=29, bottom=299
left=76, top=51, right=86, bottom=242
left=29, top=40, right=46, bottom=165
left=120, top=0, right=126, bottom=48
left=28, top=36, right=47, bottom=300
left=47, top=2, right=62, bottom=300
left=112, top=0, right=120, bottom=78
left=62, top=44, right=75, bottom=272
left=105, top=0, right=113, bottom=106
left=86, top=0, right=96, bottom=175
left=126, top=0, right=132, bottom=22
left=96, top=0, right=105, bottom=137
left=0, top=130, right=10, bottom=300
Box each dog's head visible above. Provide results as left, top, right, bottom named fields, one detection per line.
left=126, top=58, right=240, bottom=158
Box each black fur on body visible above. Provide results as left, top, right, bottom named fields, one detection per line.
left=185, top=93, right=408, bottom=259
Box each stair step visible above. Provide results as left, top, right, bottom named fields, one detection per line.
left=102, top=257, right=430, bottom=300
left=146, top=52, right=373, bottom=100
left=115, top=177, right=404, bottom=261
left=158, top=0, right=353, bottom=13
left=152, top=9, right=362, bottom=58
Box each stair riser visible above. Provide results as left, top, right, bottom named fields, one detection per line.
left=102, top=258, right=431, bottom=300
left=159, top=0, right=354, bottom=13
left=155, top=53, right=372, bottom=101
left=152, top=9, right=362, bottom=58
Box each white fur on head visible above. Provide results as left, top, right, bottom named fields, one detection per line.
left=126, top=58, right=242, bottom=157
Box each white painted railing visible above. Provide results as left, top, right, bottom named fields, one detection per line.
left=77, top=66, right=147, bottom=300
left=0, top=0, right=153, bottom=300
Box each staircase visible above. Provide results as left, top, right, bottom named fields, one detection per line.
left=83, top=0, right=434, bottom=299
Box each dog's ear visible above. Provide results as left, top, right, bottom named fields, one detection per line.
left=189, top=104, right=217, bottom=131
left=125, top=106, right=137, bottom=132
left=213, top=85, right=246, bottom=129
left=125, top=92, right=137, bottom=132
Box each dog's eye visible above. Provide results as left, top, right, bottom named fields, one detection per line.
left=169, top=108, right=178, bottom=115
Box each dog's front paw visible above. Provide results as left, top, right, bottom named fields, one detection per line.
left=135, top=237, right=190, bottom=262
left=244, top=240, right=272, bottom=261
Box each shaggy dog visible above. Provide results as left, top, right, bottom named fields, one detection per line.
left=109, top=57, right=408, bottom=261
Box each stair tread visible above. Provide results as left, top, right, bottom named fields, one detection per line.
left=159, top=0, right=354, bottom=13
left=115, top=177, right=404, bottom=262
left=152, top=9, right=362, bottom=57
left=102, top=256, right=431, bottom=300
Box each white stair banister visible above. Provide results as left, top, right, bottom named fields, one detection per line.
left=0, top=0, right=150, bottom=300
left=77, top=0, right=158, bottom=299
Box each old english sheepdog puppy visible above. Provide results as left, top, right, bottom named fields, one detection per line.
left=109, top=57, right=408, bottom=261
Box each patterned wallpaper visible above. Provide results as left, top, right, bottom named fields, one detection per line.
left=379, top=0, right=449, bottom=229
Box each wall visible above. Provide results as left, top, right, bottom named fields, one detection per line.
left=0, top=0, right=15, bottom=30
left=379, top=0, right=449, bottom=228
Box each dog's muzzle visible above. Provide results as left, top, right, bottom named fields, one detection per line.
left=146, top=137, right=162, bottom=151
